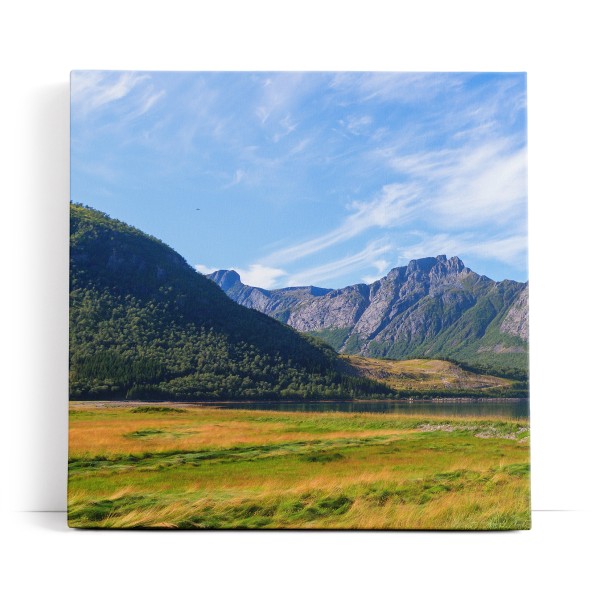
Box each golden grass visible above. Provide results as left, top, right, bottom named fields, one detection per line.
left=68, top=403, right=530, bottom=530
left=343, top=355, right=513, bottom=391
left=69, top=409, right=416, bottom=456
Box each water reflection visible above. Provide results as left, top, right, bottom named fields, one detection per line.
left=195, top=399, right=530, bottom=419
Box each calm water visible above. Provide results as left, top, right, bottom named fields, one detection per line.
left=194, top=399, right=530, bottom=419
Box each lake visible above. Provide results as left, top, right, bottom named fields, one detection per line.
left=192, top=399, right=530, bottom=419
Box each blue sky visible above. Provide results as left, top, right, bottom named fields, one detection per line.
left=71, top=71, right=527, bottom=288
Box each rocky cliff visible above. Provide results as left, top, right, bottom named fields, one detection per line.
left=207, top=255, right=529, bottom=370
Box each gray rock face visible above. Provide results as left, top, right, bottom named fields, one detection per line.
left=207, top=270, right=332, bottom=321
left=206, top=256, right=529, bottom=363
left=287, top=284, right=370, bottom=330
left=499, top=284, right=529, bottom=341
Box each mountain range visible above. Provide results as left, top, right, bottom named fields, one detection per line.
left=208, top=256, right=529, bottom=373
left=69, top=203, right=528, bottom=402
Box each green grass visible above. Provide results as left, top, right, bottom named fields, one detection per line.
left=68, top=403, right=530, bottom=530
left=305, top=327, right=352, bottom=351
left=129, top=406, right=188, bottom=414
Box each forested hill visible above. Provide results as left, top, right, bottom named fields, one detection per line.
left=69, top=204, right=390, bottom=400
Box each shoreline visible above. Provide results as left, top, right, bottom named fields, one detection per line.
left=70, top=397, right=529, bottom=406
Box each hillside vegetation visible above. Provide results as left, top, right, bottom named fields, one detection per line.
left=343, top=356, right=516, bottom=394
left=69, top=204, right=390, bottom=401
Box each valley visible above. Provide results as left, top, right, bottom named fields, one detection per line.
left=68, top=203, right=530, bottom=530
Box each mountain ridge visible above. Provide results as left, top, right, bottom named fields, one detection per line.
left=207, top=255, right=529, bottom=371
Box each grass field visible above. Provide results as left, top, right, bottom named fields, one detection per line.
left=68, top=402, right=530, bottom=530
left=343, top=356, right=514, bottom=392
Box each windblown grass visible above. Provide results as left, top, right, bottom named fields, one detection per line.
left=68, top=402, right=530, bottom=530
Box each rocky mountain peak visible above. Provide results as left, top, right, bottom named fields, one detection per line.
left=406, top=257, right=439, bottom=274
left=383, top=266, right=407, bottom=282
left=404, top=255, right=466, bottom=274
left=209, top=256, right=528, bottom=370
left=208, top=269, right=241, bottom=292
left=431, top=255, right=467, bottom=278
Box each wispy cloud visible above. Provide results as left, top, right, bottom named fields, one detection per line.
left=257, top=131, right=526, bottom=282
left=339, top=115, right=373, bottom=136
left=398, top=232, right=528, bottom=268
left=195, top=263, right=221, bottom=275
left=264, top=183, right=422, bottom=266
left=128, top=89, right=166, bottom=119
left=195, top=262, right=286, bottom=288
left=330, top=72, right=466, bottom=104
left=71, top=71, right=151, bottom=116
left=386, top=139, right=527, bottom=227
left=288, top=137, right=312, bottom=156
left=466, top=235, right=528, bottom=265
left=235, top=264, right=287, bottom=288
left=72, top=72, right=527, bottom=288
left=286, top=240, right=393, bottom=287
left=434, top=145, right=527, bottom=226
left=223, top=169, right=245, bottom=188
left=255, top=73, right=314, bottom=125
left=272, top=115, right=298, bottom=142
left=361, top=258, right=392, bottom=284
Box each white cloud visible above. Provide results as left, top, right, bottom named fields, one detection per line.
left=340, top=115, right=373, bottom=136
left=71, top=71, right=103, bottom=101
left=346, top=183, right=423, bottom=229
left=386, top=148, right=456, bottom=178
left=196, top=262, right=286, bottom=288
left=264, top=183, right=421, bottom=266
left=195, top=264, right=221, bottom=274
left=236, top=264, right=287, bottom=288
left=71, top=71, right=150, bottom=115
left=373, top=259, right=390, bottom=272
left=223, top=169, right=245, bottom=188
left=466, top=235, right=528, bottom=265
left=92, top=73, right=147, bottom=109
left=286, top=241, right=392, bottom=287
left=255, top=72, right=311, bottom=126
left=256, top=106, right=271, bottom=124
left=272, top=114, right=298, bottom=142
left=434, top=145, right=527, bottom=226
left=73, top=72, right=527, bottom=288
left=252, top=134, right=526, bottom=283
left=128, top=89, right=166, bottom=119
left=361, top=258, right=392, bottom=283
left=330, top=72, right=465, bottom=104
left=387, top=139, right=527, bottom=227
left=397, top=232, right=528, bottom=268
left=288, top=137, right=312, bottom=156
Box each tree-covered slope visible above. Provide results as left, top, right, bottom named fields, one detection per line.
left=69, top=204, right=389, bottom=400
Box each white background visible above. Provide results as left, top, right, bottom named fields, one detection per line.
left=1, top=1, right=599, bottom=598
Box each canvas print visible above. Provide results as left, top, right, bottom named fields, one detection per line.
left=68, top=71, right=529, bottom=529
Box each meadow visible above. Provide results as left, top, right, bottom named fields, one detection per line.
left=342, top=356, right=515, bottom=393
left=68, top=402, right=530, bottom=530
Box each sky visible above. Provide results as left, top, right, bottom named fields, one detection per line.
left=71, top=71, right=527, bottom=289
